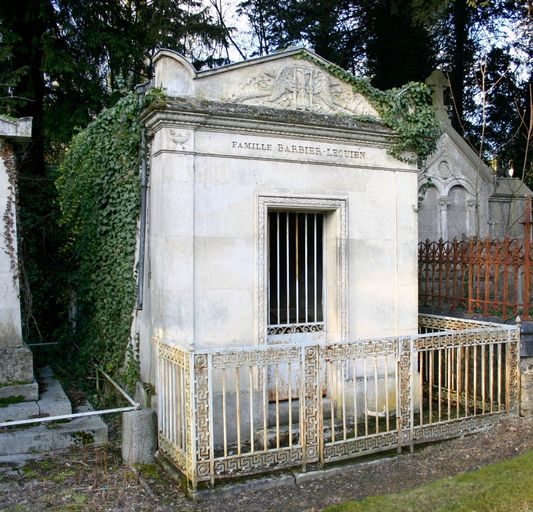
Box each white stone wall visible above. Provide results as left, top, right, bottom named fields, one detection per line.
left=0, top=142, right=23, bottom=347
left=137, top=125, right=418, bottom=385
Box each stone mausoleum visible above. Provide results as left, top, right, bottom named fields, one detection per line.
left=419, top=70, right=532, bottom=242
left=134, top=48, right=419, bottom=392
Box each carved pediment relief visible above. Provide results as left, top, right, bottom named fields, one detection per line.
left=226, top=63, right=379, bottom=118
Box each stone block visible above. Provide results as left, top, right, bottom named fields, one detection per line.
left=0, top=345, right=33, bottom=385
left=520, top=357, right=533, bottom=416
left=122, top=408, right=157, bottom=464
left=0, top=381, right=38, bottom=401
left=0, top=413, right=108, bottom=455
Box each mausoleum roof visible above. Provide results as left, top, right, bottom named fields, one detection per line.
left=152, top=48, right=381, bottom=122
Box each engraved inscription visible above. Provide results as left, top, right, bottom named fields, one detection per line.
left=231, top=139, right=367, bottom=160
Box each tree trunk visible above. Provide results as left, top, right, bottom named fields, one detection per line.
left=450, top=0, right=468, bottom=136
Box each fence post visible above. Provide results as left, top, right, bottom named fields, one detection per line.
left=467, top=238, right=475, bottom=314
left=302, top=345, right=321, bottom=470
left=506, top=325, right=520, bottom=414
left=523, top=199, right=531, bottom=320
left=397, top=338, right=413, bottom=453
left=191, top=353, right=212, bottom=490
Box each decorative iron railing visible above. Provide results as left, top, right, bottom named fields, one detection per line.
left=418, top=199, right=533, bottom=319
left=156, top=314, right=519, bottom=491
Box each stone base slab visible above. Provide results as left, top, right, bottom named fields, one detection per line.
left=0, top=413, right=108, bottom=455
left=0, top=345, right=34, bottom=385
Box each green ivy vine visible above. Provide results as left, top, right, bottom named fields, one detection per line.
left=56, top=90, right=158, bottom=389
left=297, top=51, right=441, bottom=167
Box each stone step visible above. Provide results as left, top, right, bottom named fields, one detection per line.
left=0, top=402, right=108, bottom=455
left=0, top=367, right=108, bottom=455
left=0, top=381, right=38, bottom=402
left=0, top=367, right=71, bottom=423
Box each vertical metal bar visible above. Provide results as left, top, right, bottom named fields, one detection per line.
left=249, top=366, right=254, bottom=454
left=341, top=361, right=347, bottom=440
left=168, top=359, right=172, bottom=444
left=473, top=345, right=478, bottom=415
left=305, top=214, right=309, bottom=323
left=374, top=356, right=379, bottom=434
left=314, top=214, right=317, bottom=322
left=175, top=363, right=180, bottom=446
left=222, top=368, right=227, bottom=457
left=385, top=356, right=390, bottom=432
left=489, top=344, right=494, bottom=414
left=438, top=348, right=442, bottom=422
left=166, top=358, right=171, bottom=442
left=481, top=344, right=486, bottom=414
left=207, top=354, right=215, bottom=486
left=277, top=213, right=280, bottom=324
left=447, top=348, right=451, bottom=421
left=498, top=343, right=502, bottom=411
left=178, top=364, right=185, bottom=448
left=483, top=239, right=491, bottom=315
left=175, top=362, right=180, bottom=442
left=352, top=358, right=358, bottom=438
left=364, top=358, right=368, bottom=437
left=465, top=346, right=469, bottom=416
left=296, top=214, right=299, bottom=324
left=172, top=363, right=177, bottom=446
left=288, top=362, right=293, bottom=448
left=429, top=350, right=433, bottom=424
left=286, top=213, right=290, bottom=323
left=456, top=347, right=461, bottom=418
left=179, top=362, right=184, bottom=448
left=262, top=365, right=268, bottom=451
left=275, top=364, right=280, bottom=449
left=419, top=352, right=424, bottom=426
left=158, top=357, right=163, bottom=440
left=236, top=367, right=241, bottom=456
left=330, top=387, right=335, bottom=443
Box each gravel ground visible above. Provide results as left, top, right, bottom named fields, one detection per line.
left=1, top=415, right=533, bottom=511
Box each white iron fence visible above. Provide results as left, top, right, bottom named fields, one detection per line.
left=156, top=314, right=519, bottom=490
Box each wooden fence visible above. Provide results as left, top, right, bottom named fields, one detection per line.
left=419, top=202, right=533, bottom=320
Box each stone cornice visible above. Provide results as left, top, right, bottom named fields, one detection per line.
left=142, top=96, right=395, bottom=149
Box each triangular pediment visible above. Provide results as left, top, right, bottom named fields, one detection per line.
left=154, top=48, right=380, bottom=120
left=422, top=130, right=494, bottom=196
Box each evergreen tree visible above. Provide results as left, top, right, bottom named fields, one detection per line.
left=0, top=0, right=228, bottom=343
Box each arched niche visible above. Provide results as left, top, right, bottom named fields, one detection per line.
left=447, top=185, right=468, bottom=240
left=418, top=185, right=440, bottom=241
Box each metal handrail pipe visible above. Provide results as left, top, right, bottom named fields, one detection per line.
left=0, top=405, right=138, bottom=429
left=97, top=368, right=140, bottom=408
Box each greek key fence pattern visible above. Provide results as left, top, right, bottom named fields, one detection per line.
left=156, top=314, right=519, bottom=490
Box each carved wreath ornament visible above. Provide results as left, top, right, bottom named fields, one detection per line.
left=229, top=63, right=379, bottom=118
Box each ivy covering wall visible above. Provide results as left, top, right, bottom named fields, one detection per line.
left=299, top=51, right=441, bottom=166
left=56, top=91, right=152, bottom=385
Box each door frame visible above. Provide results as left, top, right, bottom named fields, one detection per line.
left=257, top=194, right=348, bottom=346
